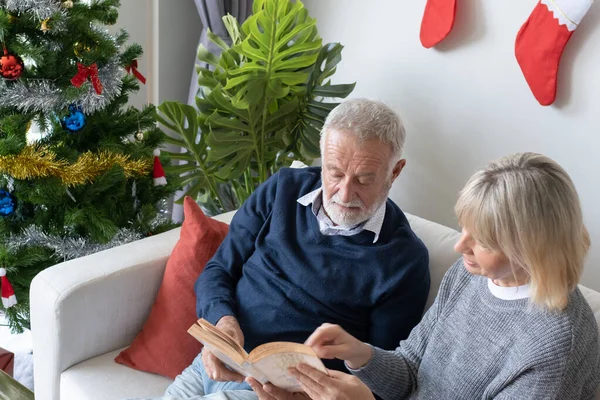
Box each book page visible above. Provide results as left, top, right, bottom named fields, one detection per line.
left=251, top=353, right=328, bottom=392
left=249, top=342, right=317, bottom=361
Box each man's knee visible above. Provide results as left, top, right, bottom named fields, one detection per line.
left=165, top=354, right=205, bottom=397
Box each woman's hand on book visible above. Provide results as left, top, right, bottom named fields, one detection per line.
left=289, top=365, right=375, bottom=400
left=203, top=315, right=246, bottom=382
left=246, top=377, right=310, bottom=400
left=304, top=323, right=372, bottom=369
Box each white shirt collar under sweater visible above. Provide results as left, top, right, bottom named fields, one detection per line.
left=297, top=187, right=386, bottom=243
left=487, top=279, right=531, bottom=300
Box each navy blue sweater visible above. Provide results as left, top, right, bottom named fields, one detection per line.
left=195, top=167, right=430, bottom=371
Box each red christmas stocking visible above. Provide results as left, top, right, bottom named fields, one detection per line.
left=420, top=0, right=457, bottom=48
left=515, top=0, right=593, bottom=106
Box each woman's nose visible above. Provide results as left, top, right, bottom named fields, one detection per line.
left=454, top=231, right=473, bottom=254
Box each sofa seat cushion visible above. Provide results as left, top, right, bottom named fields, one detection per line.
left=60, top=348, right=173, bottom=400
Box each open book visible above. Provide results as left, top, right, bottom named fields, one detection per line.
left=188, top=318, right=328, bottom=392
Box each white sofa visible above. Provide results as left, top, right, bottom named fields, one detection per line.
left=30, top=211, right=600, bottom=400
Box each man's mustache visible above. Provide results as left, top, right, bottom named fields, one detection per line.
left=327, top=193, right=364, bottom=209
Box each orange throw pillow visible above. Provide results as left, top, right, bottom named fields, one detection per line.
left=115, top=196, right=229, bottom=379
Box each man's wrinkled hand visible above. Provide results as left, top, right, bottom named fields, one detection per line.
left=202, top=316, right=245, bottom=382
left=246, top=377, right=310, bottom=400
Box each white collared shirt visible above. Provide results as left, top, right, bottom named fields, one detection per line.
left=487, top=279, right=531, bottom=300
left=297, top=187, right=386, bottom=243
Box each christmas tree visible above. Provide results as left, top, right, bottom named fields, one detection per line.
left=0, top=0, right=177, bottom=332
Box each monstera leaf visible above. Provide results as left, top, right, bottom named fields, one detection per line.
left=226, top=0, right=322, bottom=108
left=155, top=102, right=214, bottom=205
left=290, top=43, right=356, bottom=160
left=157, top=0, right=355, bottom=215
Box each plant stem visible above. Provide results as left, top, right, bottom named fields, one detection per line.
left=186, top=142, right=226, bottom=211
left=206, top=178, right=224, bottom=212
left=244, top=169, right=252, bottom=196
left=258, top=98, right=269, bottom=183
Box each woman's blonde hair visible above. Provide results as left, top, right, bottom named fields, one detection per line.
left=455, top=152, right=590, bottom=310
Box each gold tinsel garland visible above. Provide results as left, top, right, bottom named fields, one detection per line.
left=0, top=146, right=152, bottom=186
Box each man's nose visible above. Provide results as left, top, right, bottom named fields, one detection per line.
left=338, top=180, right=355, bottom=203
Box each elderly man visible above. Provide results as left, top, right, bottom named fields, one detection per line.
left=161, top=98, right=429, bottom=400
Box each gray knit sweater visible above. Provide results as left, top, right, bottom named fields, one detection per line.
left=351, top=260, right=600, bottom=399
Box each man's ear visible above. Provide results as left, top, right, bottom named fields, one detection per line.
left=391, top=159, right=406, bottom=183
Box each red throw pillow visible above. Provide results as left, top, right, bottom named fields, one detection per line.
left=115, top=196, right=229, bottom=379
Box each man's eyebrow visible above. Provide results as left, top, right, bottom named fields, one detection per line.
left=326, top=164, right=341, bottom=171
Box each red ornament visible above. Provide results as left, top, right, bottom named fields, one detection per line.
left=0, top=49, right=25, bottom=80
left=71, top=62, right=103, bottom=94
left=125, top=59, right=146, bottom=84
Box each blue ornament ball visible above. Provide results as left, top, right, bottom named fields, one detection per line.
left=62, top=105, right=86, bottom=132
left=0, top=189, right=15, bottom=217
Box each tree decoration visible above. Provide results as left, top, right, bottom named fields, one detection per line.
left=62, top=0, right=74, bottom=8
left=40, top=18, right=51, bottom=33
left=0, top=146, right=152, bottom=186
left=3, top=0, right=62, bottom=21
left=12, top=226, right=144, bottom=262
left=0, top=268, right=17, bottom=308
left=0, top=48, right=25, bottom=80
left=71, top=62, right=104, bottom=94
left=0, top=56, right=122, bottom=114
left=61, top=104, right=86, bottom=132
left=73, top=42, right=92, bottom=58
left=125, top=59, right=146, bottom=84
left=153, top=149, right=167, bottom=186
left=0, top=189, right=16, bottom=217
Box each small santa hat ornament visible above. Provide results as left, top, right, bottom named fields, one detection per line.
left=153, top=149, right=167, bottom=186
left=0, top=268, right=17, bottom=308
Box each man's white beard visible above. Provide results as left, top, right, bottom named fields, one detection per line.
left=323, top=182, right=391, bottom=228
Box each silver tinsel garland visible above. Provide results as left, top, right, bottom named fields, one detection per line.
left=9, top=199, right=173, bottom=261
left=0, top=56, right=123, bottom=114
left=12, top=226, right=143, bottom=261
left=2, top=0, right=62, bottom=21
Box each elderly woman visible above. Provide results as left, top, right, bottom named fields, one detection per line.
left=248, top=152, right=600, bottom=399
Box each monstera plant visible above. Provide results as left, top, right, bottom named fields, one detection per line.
left=156, top=0, right=355, bottom=215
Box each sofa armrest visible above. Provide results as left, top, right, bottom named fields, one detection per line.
left=30, top=228, right=180, bottom=400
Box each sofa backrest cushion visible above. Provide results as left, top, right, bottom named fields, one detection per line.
left=114, top=197, right=229, bottom=379
left=405, top=213, right=461, bottom=309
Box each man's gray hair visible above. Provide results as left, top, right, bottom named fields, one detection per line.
left=320, top=98, right=406, bottom=159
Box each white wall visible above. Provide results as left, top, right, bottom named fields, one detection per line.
left=303, top=0, right=600, bottom=290
left=155, top=1, right=203, bottom=105
left=113, top=0, right=202, bottom=107
left=108, top=0, right=151, bottom=109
